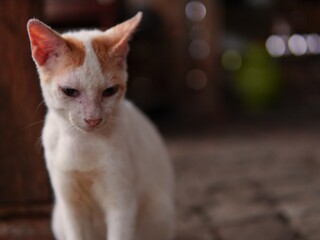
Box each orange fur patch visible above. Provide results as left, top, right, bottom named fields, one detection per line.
left=91, top=36, right=113, bottom=72
left=91, top=36, right=127, bottom=93
left=64, top=37, right=86, bottom=69
left=41, top=37, right=85, bottom=82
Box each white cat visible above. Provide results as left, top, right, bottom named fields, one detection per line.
left=27, top=12, right=175, bottom=240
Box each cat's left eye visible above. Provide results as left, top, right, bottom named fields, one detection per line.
left=61, top=87, right=80, bottom=97
left=102, top=85, right=119, bottom=97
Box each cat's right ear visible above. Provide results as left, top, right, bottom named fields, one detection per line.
left=27, top=19, right=67, bottom=66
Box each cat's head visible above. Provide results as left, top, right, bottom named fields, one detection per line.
left=27, top=12, right=142, bottom=132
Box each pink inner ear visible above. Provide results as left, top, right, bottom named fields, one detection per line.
left=28, top=20, right=64, bottom=66
left=30, top=33, right=50, bottom=66
left=109, top=12, right=143, bottom=58
left=111, top=40, right=130, bottom=58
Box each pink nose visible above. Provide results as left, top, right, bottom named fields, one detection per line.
left=85, top=118, right=102, bottom=127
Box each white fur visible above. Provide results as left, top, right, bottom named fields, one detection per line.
left=44, top=100, right=175, bottom=240
left=29, top=18, right=175, bottom=240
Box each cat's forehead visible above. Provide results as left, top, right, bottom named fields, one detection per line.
left=53, top=31, right=122, bottom=88
left=61, top=30, right=116, bottom=73
left=62, top=29, right=105, bottom=43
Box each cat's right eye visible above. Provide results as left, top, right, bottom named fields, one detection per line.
left=102, top=85, right=119, bottom=98
left=61, top=87, right=80, bottom=98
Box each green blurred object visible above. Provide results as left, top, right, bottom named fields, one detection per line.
left=222, top=49, right=242, bottom=71
left=234, top=42, right=282, bottom=112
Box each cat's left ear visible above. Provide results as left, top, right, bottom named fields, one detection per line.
left=27, top=19, right=67, bottom=66
left=108, top=12, right=143, bottom=58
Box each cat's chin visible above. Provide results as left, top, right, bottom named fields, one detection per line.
left=76, top=124, right=105, bottom=133
left=69, top=121, right=106, bottom=133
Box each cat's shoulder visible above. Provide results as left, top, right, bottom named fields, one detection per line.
left=121, top=100, right=159, bottom=133
left=121, top=100, right=146, bottom=120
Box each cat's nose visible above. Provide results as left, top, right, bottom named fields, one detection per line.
left=85, top=118, right=102, bottom=127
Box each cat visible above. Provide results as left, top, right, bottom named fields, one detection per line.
left=27, top=12, right=175, bottom=240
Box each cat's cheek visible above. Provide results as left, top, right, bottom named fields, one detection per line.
left=68, top=113, right=84, bottom=131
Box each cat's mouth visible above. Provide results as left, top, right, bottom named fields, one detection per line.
left=77, top=123, right=105, bottom=133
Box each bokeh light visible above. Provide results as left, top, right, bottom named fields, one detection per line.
left=288, top=34, right=307, bottom=56
left=185, top=1, right=207, bottom=22
left=189, top=39, right=210, bottom=60
left=186, top=69, right=207, bottom=90
left=306, top=34, right=320, bottom=54
left=265, top=35, right=286, bottom=57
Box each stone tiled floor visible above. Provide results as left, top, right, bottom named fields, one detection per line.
left=171, top=124, right=320, bottom=240
left=1, top=123, right=320, bottom=240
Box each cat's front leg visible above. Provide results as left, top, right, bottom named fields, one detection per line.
left=106, top=199, right=137, bottom=240
left=97, top=174, right=137, bottom=240
left=53, top=200, right=85, bottom=240
left=51, top=170, right=100, bottom=240
left=56, top=189, right=105, bottom=240
left=49, top=171, right=82, bottom=240
left=55, top=193, right=93, bottom=240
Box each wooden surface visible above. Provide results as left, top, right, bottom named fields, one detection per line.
left=0, top=0, right=51, bottom=204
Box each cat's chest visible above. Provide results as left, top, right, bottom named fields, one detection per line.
left=44, top=125, right=117, bottom=171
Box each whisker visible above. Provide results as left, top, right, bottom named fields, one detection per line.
left=24, top=120, right=45, bottom=129
left=66, top=123, right=78, bottom=134
left=35, top=135, right=43, bottom=154
left=35, top=100, right=45, bottom=114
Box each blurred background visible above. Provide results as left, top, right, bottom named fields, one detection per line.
left=1, top=0, right=320, bottom=239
